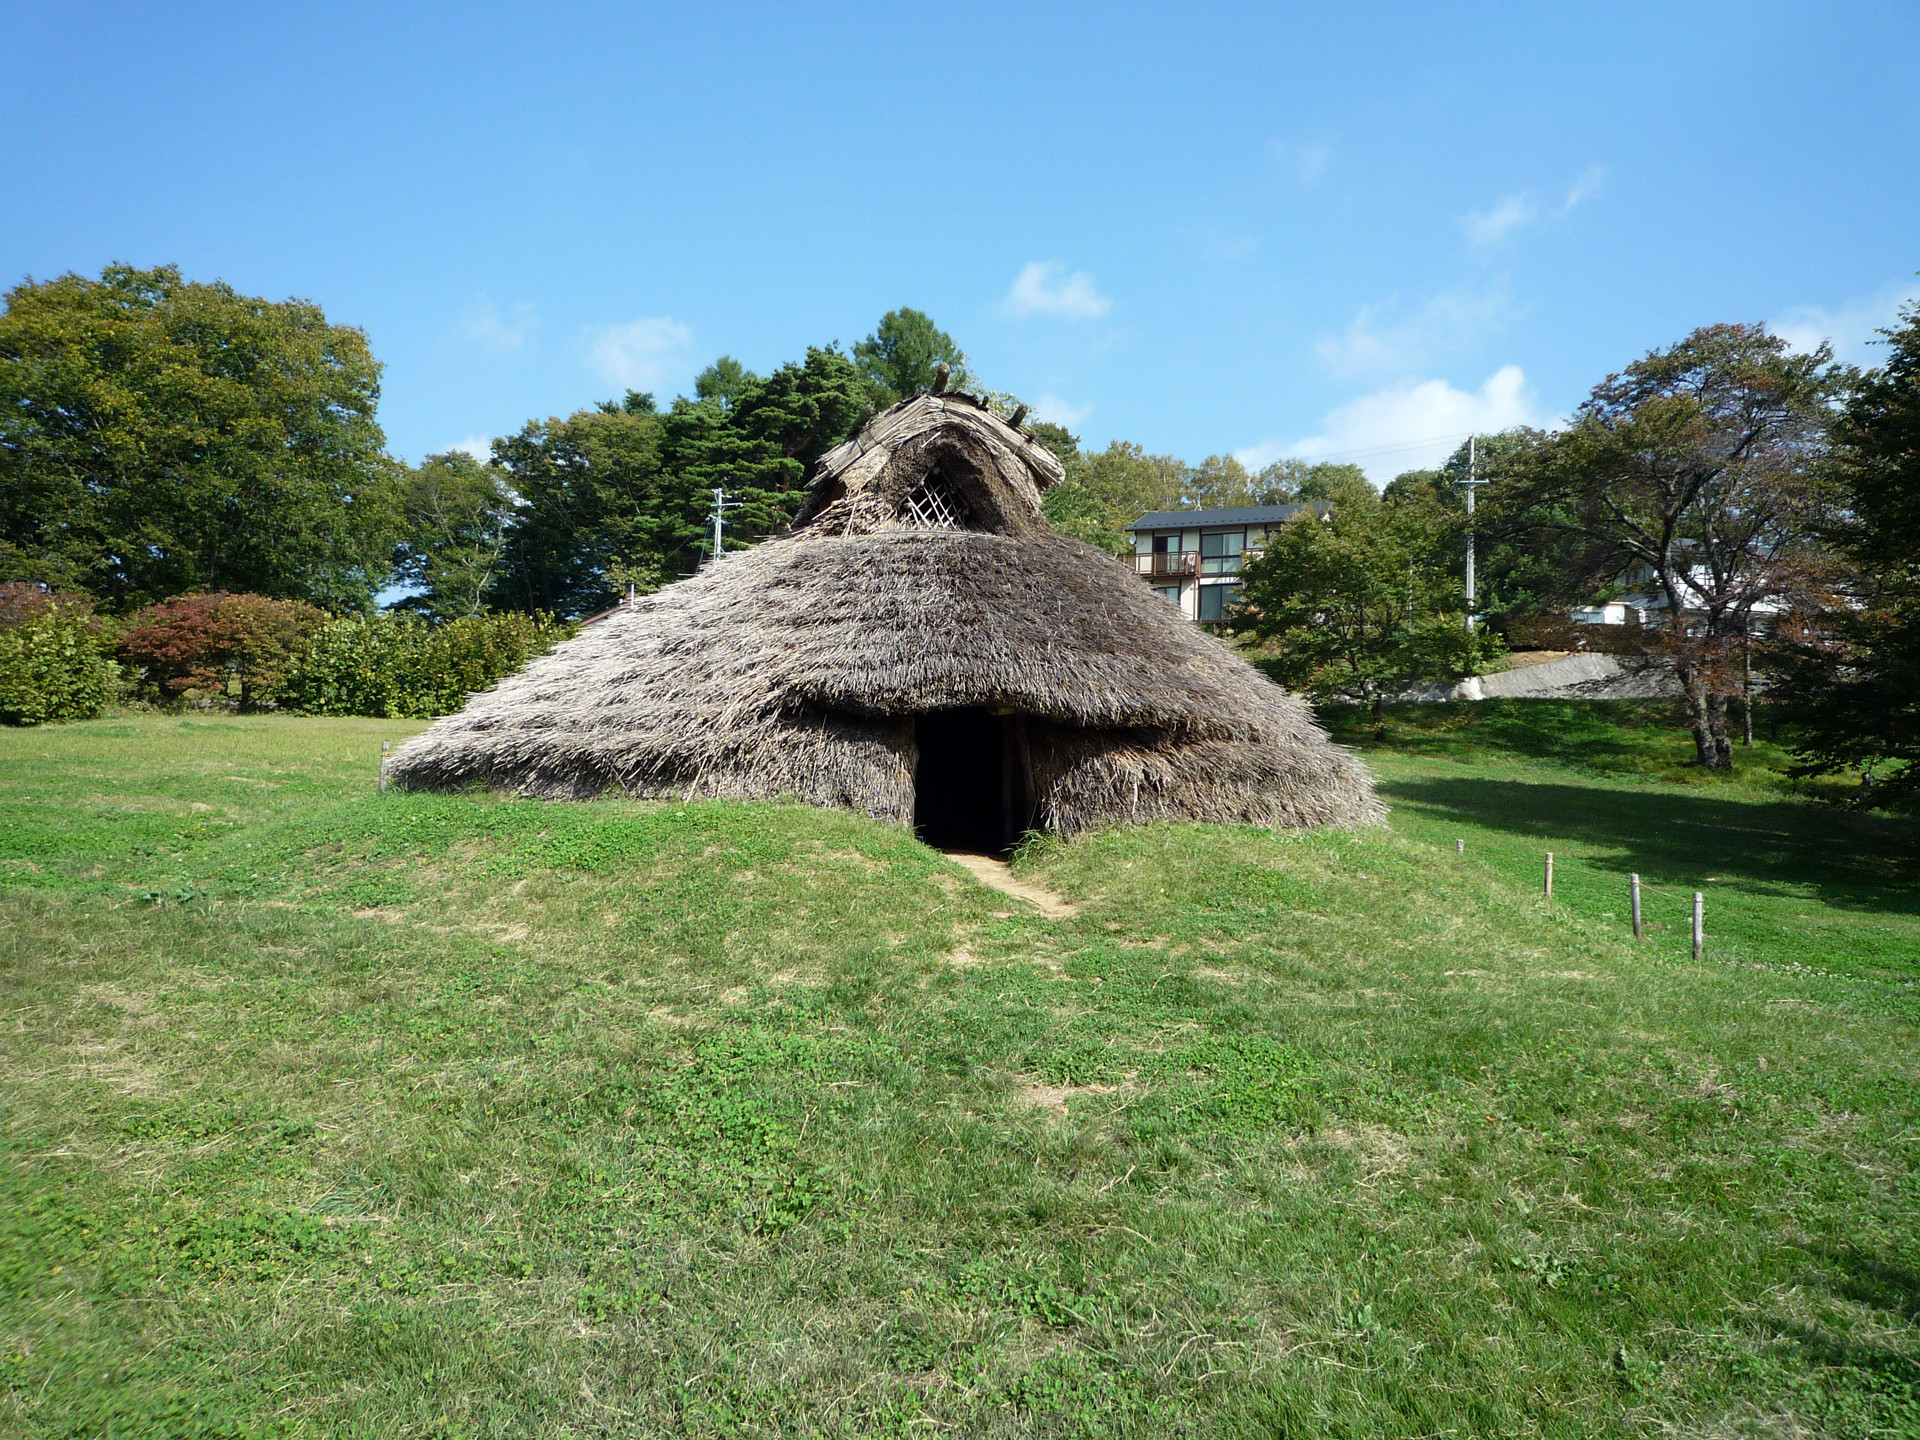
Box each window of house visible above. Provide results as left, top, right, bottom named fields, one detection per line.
left=1198, top=583, right=1241, bottom=622
left=1153, top=585, right=1180, bottom=606
left=1200, top=529, right=1244, bottom=574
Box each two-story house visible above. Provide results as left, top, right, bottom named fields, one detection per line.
left=1124, top=503, right=1327, bottom=623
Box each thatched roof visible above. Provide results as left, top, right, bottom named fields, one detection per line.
left=388, top=393, right=1382, bottom=834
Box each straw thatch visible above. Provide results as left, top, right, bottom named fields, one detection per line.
left=388, top=393, right=1382, bottom=834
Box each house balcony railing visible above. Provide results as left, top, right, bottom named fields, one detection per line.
left=1130, top=552, right=1199, bottom=580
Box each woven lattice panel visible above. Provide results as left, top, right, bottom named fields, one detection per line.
left=900, top=470, right=969, bottom=529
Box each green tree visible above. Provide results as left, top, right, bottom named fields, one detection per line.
left=1391, top=431, right=1564, bottom=631
left=1040, top=440, right=1187, bottom=554
left=490, top=394, right=667, bottom=618
left=393, top=452, right=515, bottom=620
left=491, top=347, right=869, bottom=612
left=655, top=345, right=869, bottom=566
left=1183, top=455, right=1254, bottom=508
left=1025, top=421, right=1083, bottom=480
left=1252, top=459, right=1371, bottom=503
left=1491, top=326, right=1841, bottom=769
left=1768, top=297, right=1920, bottom=802
left=695, top=356, right=756, bottom=414
left=852, top=309, right=974, bottom=406
left=1234, top=474, right=1501, bottom=720
left=0, top=263, right=399, bottom=612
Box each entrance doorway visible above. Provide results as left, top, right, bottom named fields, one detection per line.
left=913, top=708, right=1030, bottom=853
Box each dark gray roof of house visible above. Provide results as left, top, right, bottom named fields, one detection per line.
left=1126, top=503, right=1326, bottom=532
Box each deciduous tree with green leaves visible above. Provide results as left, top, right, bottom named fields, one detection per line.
left=392, top=452, right=515, bottom=620
left=1233, top=473, right=1501, bottom=722
left=0, top=263, right=399, bottom=612
left=1490, top=325, right=1841, bottom=770
left=1040, top=440, right=1185, bottom=554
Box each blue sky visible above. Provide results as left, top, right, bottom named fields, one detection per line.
left=6, top=1, right=1916, bottom=480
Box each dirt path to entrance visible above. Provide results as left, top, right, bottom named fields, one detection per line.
left=943, top=853, right=1077, bottom=918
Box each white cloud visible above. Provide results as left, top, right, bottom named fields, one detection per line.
left=1462, top=194, right=1537, bottom=248
left=1771, top=281, right=1920, bottom=366
left=1315, top=286, right=1516, bottom=382
left=459, top=296, right=536, bottom=353
left=1561, top=164, right=1607, bottom=213
left=1033, top=393, right=1093, bottom=426
left=1236, top=366, right=1544, bottom=484
left=1003, top=262, right=1111, bottom=320
left=585, top=315, right=694, bottom=391
left=446, top=435, right=493, bottom=463
left=1269, top=139, right=1331, bottom=185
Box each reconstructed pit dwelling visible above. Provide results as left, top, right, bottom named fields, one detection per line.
left=387, top=392, right=1382, bottom=850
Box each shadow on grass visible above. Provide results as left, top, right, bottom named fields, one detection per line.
left=1380, top=773, right=1920, bottom=914
left=1816, top=1246, right=1920, bottom=1326
left=1318, top=698, right=1699, bottom=770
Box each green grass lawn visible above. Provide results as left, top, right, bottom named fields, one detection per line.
left=2, top=710, right=1916, bottom=1437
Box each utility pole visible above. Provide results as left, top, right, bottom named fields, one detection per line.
left=706, top=486, right=737, bottom=566
left=1462, top=436, right=1485, bottom=633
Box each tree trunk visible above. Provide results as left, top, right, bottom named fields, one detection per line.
left=1677, top=664, right=1732, bottom=771
left=1370, top=689, right=1385, bottom=742
left=1704, top=691, right=1733, bottom=769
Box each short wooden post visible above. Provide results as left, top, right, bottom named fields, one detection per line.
left=379, top=740, right=389, bottom=794
left=1692, top=892, right=1704, bottom=961
left=1544, top=852, right=1554, bottom=898
left=1456, top=838, right=1464, bottom=855
left=1630, top=873, right=1643, bottom=941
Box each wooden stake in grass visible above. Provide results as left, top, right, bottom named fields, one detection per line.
left=1693, top=891, right=1704, bottom=961
left=1630, top=873, right=1643, bottom=941
left=380, top=740, right=389, bottom=794
left=1456, top=838, right=1464, bottom=855
left=1544, top=852, right=1554, bottom=898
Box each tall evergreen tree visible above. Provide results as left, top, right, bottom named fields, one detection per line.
left=489, top=393, right=666, bottom=618
left=1769, top=297, right=1920, bottom=801
left=656, top=345, right=869, bottom=566
left=852, top=309, right=974, bottom=406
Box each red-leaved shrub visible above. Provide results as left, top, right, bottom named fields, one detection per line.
left=119, top=592, right=328, bottom=710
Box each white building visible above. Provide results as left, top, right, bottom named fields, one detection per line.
left=1568, top=561, right=1790, bottom=630
left=1124, top=504, right=1327, bottom=623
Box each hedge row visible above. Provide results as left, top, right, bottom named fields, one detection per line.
left=0, top=592, right=117, bottom=724
left=285, top=611, right=572, bottom=718
left=0, top=586, right=573, bottom=725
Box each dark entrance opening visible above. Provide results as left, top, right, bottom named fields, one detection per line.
left=913, top=708, right=1030, bottom=853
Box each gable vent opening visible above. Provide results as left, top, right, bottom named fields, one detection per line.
left=899, top=468, right=970, bottom=529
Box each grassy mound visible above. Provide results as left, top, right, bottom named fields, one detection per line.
left=2, top=715, right=1916, bottom=1437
